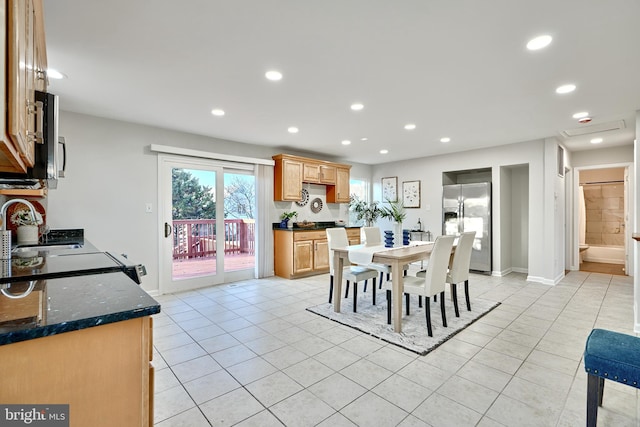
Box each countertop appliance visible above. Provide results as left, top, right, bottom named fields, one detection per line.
left=442, top=182, right=491, bottom=273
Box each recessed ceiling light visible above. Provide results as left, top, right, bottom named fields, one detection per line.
left=46, top=68, right=67, bottom=79
left=341, top=140, right=351, bottom=145
left=556, top=84, right=576, bottom=94
left=404, top=124, right=416, bottom=130
left=211, top=109, right=225, bottom=116
left=526, top=35, right=552, bottom=51
left=590, top=138, right=603, bottom=144
left=350, top=103, right=364, bottom=111
left=361, top=137, right=368, bottom=141
left=265, top=70, right=283, bottom=81
left=380, top=149, right=388, bottom=154
left=440, top=137, right=451, bottom=143
left=572, top=111, right=589, bottom=119
left=288, top=127, right=299, bottom=134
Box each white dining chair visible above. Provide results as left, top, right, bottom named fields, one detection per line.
left=446, top=231, right=476, bottom=316
left=326, top=228, right=378, bottom=312
left=384, top=235, right=455, bottom=336
left=361, top=226, right=408, bottom=289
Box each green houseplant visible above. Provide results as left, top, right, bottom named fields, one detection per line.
left=349, top=195, right=382, bottom=227
left=380, top=199, right=406, bottom=223
left=280, top=211, right=297, bottom=228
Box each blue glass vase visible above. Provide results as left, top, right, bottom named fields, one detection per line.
left=384, top=230, right=394, bottom=248
left=403, top=229, right=410, bottom=245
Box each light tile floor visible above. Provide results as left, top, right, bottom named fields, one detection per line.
left=152, top=269, right=639, bottom=426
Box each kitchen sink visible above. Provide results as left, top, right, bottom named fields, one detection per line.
left=12, top=243, right=83, bottom=253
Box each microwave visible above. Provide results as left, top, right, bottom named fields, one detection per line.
left=0, top=90, right=66, bottom=188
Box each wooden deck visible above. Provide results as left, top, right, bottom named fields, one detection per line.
left=172, top=253, right=255, bottom=279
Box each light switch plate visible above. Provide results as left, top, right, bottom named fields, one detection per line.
left=145, top=203, right=153, bottom=213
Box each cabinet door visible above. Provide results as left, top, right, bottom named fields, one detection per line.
left=275, top=158, right=303, bottom=201
left=33, top=0, right=47, bottom=92
left=326, top=167, right=350, bottom=203
left=303, top=162, right=320, bottom=183
left=7, top=0, right=36, bottom=168
left=319, top=165, right=336, bottom=184
left=313, top=239, right=329, bottom=270
left=293, top=240, right=314, bottom=274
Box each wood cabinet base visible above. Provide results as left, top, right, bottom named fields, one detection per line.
left=0, top=317, right=153, bottom=427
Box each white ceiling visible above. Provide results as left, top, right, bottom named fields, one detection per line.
left=43, top=0, right=639, bottom=165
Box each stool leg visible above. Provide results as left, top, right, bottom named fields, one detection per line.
left=598, top=377, right=604, bottom=406
left=587, top=373, right=601, bottom=427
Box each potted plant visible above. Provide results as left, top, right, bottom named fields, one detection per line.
left=349, top=195, right=382, bottom=227
left=380, top=200, right=406, bottom=246
left=11, top=208, right=43, bottom=244
left=280, top=211, right=297, bottom=228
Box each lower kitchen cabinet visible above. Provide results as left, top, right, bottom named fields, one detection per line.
left=0, top=316, right=154, bottom=427
left=274, top=228, right=361, bottom=279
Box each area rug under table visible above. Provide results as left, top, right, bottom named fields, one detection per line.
left=307, top=293, right=500, bottom=355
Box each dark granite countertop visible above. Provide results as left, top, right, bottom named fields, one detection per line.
left=0, top=272, right=160, bottom=346
left=273, top=221, right=361, bottom=231
left=0, top=229, right=160, bottom=346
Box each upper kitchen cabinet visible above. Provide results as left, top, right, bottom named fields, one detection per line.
left=326, top=166, right=350, bottom=203
left=303, top=162, right=336, bottom=185
left=273, top=154, right=351, bottom=203
left=0, top=0, right=47, bottom=173
left=273, top=154, right=303, bottom=201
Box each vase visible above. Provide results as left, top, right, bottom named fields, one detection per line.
left=394, top=222, right=403, bottom=247
left=403, top=229, right=410, bottom=245
left=383, top=230, right=394, bottom=248
left=17, top=225, right=39, bottom=245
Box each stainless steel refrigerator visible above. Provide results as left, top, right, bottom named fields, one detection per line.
left=442, top=182, right=491, bottom=273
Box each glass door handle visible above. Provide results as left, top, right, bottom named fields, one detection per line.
left=164, top=222, right=172, bottom=238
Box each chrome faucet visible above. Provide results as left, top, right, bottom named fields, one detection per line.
left=0, top=199, right=38, bottom=259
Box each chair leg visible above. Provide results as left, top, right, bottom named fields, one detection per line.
left=440, top=291, right=447, bottom=327
left=464, top=280, right=471, bottom=311
left=451, top=283, right=460, bottom=317
left=372, top=278, right=377, bottom=305
left=418, top=296, right=422, bottom=308
left=345, top=281, right=350, bottom=298
left=425, top=296, right=433, bottom=337
left=386, top=289, right=392, bottom=325
left=587, top=373, right=602, bottom=427
left=364, top=279, right=368, bottom=292
left=405, top=293, right=410, bottom=315
left=379, top=272, right=384, bottom=289
left=329, top=275, right=334, bottom=303
left=353, top=283, right=358, bottom=312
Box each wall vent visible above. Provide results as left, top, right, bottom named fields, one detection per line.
left=561, top=120, right=626, bottom=137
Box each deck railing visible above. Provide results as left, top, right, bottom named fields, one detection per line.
left=172, top=219, right=255, bottom=260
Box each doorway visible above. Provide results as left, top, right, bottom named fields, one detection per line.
left=159, top=155, right=256, bottom=294
left=577, top=166, right=628, bottom=276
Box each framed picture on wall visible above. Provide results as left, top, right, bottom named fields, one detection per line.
left=403, top=180, right=421, bottom=208
left=381, top=176, right=398, bottom=202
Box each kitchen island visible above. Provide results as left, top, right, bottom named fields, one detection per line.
left=0, top=238, right=160, bottom=427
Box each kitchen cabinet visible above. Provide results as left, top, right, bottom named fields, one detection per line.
left=273, top=154, right=351, bottom=202
left=326, top=166, right=351, bottom=203
left=274, top=228, right=360, bottom=279
left=273, top=155, right=303, bottom=201
left=0, top=316, right=154, bottom=427
left=303, top=162, right=336, bottom=185
left=0, top=0, right=47, bottom=173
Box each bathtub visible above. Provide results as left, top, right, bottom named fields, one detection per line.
left=584, top=245, right=625, bottom=264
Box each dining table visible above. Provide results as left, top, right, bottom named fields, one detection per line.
left=332, top=241, right=438, bottom=333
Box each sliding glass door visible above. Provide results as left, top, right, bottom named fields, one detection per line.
left=159, top=156, right=256, bottom=293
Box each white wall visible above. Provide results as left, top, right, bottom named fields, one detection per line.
left=48, top=111, right=366, bottom=293
left=369, top=139, right=560, bottom=283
